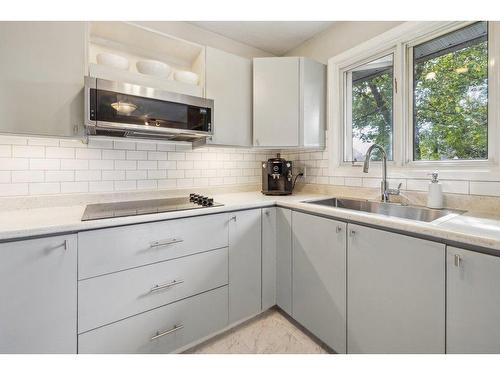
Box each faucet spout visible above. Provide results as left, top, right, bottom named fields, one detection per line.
left=363, top=144, right=389, bottom=202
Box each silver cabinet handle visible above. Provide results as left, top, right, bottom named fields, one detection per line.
left=149, top=279, right=184, bottom=293
left=336, top=226, right=342, bottom=233
left=349, top=229, right=356, bottom=237
left=150, top=238, right=183, bottom=248
left=151, top=324, right=184, bottom=341
left=64, top=240, right=69, bottom=250
left=230, top=215, right=237, bottom=222
left=264, top=210, right=270, bottom=216
left=454, top=254, right=462, bottom=267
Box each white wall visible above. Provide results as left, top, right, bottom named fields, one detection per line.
left=133, top=21, right=274, bottom=59
left=285, top=21, right=403, bottom=63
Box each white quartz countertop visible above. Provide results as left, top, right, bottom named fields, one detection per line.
left=2, top=191, right=500, bottom=253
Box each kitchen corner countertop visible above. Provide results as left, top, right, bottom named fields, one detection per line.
left=1, top=191, right=500, bottom=254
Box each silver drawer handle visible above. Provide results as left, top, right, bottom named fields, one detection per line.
left=150, top=238, right=184, bottom=248
left=336, top=226, right=342, bottom=233
left=151, top=324, right=184, bottom=341
left=149, top=279, right=184, bottom=293
left=454, top=254, right=462, bottom=267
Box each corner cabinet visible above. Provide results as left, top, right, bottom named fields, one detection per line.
left=292, top=211, right=347, bottom=353
left=447, top=247, right=500, bottom=353
left=205, top=47, right=252, bottom=147
left=347, top=224, right=445, bottom=354
left=0, top=235, right=77, bottom=353
left=228, top=209, right=262, bottom=324
left=253, top=57, right=326, bottom=149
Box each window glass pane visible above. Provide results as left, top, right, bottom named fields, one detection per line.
left=344, top=54, right=394, bottom=162
left=413, top=22, right=488, bottom=161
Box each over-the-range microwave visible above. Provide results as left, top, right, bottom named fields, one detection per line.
left=84, top=76, right=214, bottom=146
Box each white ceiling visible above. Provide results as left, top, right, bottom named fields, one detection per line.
left=189, top=21, right=335, bottom=56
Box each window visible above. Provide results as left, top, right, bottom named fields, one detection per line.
left=330, top=21, right=497, bottom=172
left=412, top=22, right=488, bottom=161
left=344, top=54, right=394, bottom=162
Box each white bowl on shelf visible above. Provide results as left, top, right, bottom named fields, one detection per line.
left=96, top=53, right=129, bottom=70
left=136, top=60, right=172, bottom=77
left=174, top=70, right=199, bottom=85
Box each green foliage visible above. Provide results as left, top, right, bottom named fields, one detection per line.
left=352, top=70, right=393, bottom=161
left=350, top=40, right=488, bottom=162
left=414, top=41, right=488, bottom=160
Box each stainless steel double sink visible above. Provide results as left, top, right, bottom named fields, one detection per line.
left=303, top=197, right=465, bottom=223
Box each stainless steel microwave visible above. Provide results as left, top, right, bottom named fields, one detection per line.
left=84, top=76, right=214, bottom=145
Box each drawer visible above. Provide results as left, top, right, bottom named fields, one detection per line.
left=78, top=286, right=228, bottom=354
left=78, top=247, right=228, bottom=333
left=78, top=213, right=229, bottom=279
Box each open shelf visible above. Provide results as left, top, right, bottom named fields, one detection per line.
left=87, top=22, right=205, bottom=97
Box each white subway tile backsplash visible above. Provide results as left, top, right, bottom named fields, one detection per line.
left=0, top=145, right=12, bottom=157
left=29, top=182, right=60, bottom=195
left=137, top=160, right=157, bottom=170
left=29, top=159, right=60, bottom=170
left=0, top=171, right=11, bottom=183
left=61, top=159, right=88, bottom=170
left=75, top=170, right=101, bottom=181
left=27, top=137, right=59, bottom=147
left=158, top=179, right=177, bottom=189
left=0, top=158, right=29, bottom=170
left=137, top=180, right=157, bottom=190
left=345, top=177, right=363, bottom=187
left=167, top=169, right=184, bottom=179
left=113, top=140, right=136, bottom=150
left=89, top=181, right=114, bottom=193
left=0, top=135, right=27, bottom=145
left=89, top=159, right=114, bottom=170
left=88, top=139, right=113, bottom=149
left=126, top=170, right=147, bottom=180
left=114, top=160, right=137, bottom=170
left=157, top=143, right=176, bottom=152
left=158, top=160, right=177, bottom=169
left=470, top=181, right=500, bottom=197
left=102, top=170, right=125, bottom=181
left=114, top=180, right=137, bottom=191
left=185, top=169, right=201, bottom=178
left=13, top=145, right=45, bottom=158
left=103, top=149, right=126, bottom=160
left=46, top=147, right=75, bottom=159
left=0, top=183, right=29, bottom=196
left=177, top=178, right=194, bottom=188
left=126, top=151, right=148, bottom=160
left=59, top=139, right=86, bottom=148
left=148, top=151, right=168, bottom=161
left=177, top=161, right=194, bottom=170
left=136, top=142, right=157, bottom=151
left=61, top=182, right=89, bottom=194
left=45, top=170, right=74, bottom=182
left=12, top=170, right=44, bottom=183
left=76, top=148, right=102, bottom=160
left=168, top=152, right=185, bottom=161
left=147, top=170, right=166, bottom=179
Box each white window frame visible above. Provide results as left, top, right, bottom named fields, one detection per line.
left=328, top=21, right=500, bottom=176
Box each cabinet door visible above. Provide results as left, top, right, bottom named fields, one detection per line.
left=0, top=22, right=85, bottom=137
left=206, top=47, right=252, bottom=146
left=292, top=211, right=346, bottom=353
left=262, top=207, right=277, bottom=310
left=447, top=247, right=500, bottom=353
left=253, top=57, right=299, bottom=147
left=228, top=209, right=262, bottom=323
left=347, top=224, right=445, bottom=353
left=276, top=208, right=292, bottom=315
left=0, top=235, right=77, bottom=353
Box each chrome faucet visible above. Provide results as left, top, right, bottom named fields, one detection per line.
left=363, top=144, right=401, bottom=202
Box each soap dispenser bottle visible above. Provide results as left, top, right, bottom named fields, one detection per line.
left=427, top=171, right=443, bottom=209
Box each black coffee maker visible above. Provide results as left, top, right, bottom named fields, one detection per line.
left=261, top=154, right=293, bottom=195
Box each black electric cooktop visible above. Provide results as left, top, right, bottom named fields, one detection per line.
left=81, top=195, right=222, bottom=221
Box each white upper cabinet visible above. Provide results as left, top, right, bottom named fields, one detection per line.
left=206, top=47, right=252, bottom=146
left=253, top=57, right=326, bottom=148
left=0, top=22, right=86, bottom=137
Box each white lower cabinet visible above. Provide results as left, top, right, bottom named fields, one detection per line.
left=292, top=211, right=347, bottom=353
left=228, top=209, right=262, bottom=323
left=78, top=286, right=228, bottom=354
left=0, top=235, right=77, bottom=353
left=276, top=208, right=293, bottom=315
left=447, top=246, right=500, bottom=353
left=262, top=207, right=277, bottom=310
left=347, top=224, right=445, bottom=354
left=78, top=247, right=228, bottom=333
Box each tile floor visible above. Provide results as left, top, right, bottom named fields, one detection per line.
left=185, top=308, right=330, bottom=354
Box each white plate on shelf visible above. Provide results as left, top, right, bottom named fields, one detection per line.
left=174, top=70, right=199, bottom=85
left=136, top=60, right=171, bottom=77
left=96, top=53, right=129, bottom=70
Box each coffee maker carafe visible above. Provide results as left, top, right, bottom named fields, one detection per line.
left=261, top=153, right=293, bottom=195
